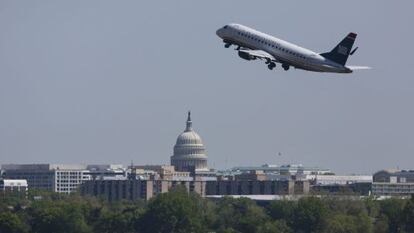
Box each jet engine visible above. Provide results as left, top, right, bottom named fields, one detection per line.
left=238, top=51, right=256, bottom=61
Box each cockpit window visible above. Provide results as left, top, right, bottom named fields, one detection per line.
left=223, top=25, right=228, bottom=29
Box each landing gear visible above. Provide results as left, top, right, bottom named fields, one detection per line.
left=224, top=43, right=231, bottom=48
left=268, top=62, right=276, bottom=70
left=282, top=64, right=290, bottom=71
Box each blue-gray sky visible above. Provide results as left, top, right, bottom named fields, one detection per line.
left=1, top=1, right=413, bottom=174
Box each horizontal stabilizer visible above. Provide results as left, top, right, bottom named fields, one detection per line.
left=347, top=66, right=371, bottom=70
left=350, top=47, right=358, bottom=55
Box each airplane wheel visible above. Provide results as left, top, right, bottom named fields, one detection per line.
left=224, top=43, right=231, bottom=48
left=268, top=63, right=276, bottom=70
left=282, top=64, right=290, bottom=71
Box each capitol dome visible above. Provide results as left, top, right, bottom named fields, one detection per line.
left=171, top=112, right=208, bottom=172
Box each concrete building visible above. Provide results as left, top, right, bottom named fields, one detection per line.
left=87, top=164, right=126, bottom=180
left=0, top=179, right=28, bottom=197
left=302, top=174, right=372, bottom=196
left=131, top=165, right=191, bottom=181
left=81, top=178, right=309, bottom=202
left=81, top=179, right=154, bottom=201
left=311, top=182, right=372, bottom=196
left=2, top=164, right=90, bottom=194
left=230, top=164, right=331, bottom=176
left=205, top=180, right=310, bottom=196
left=301, top=174, right=373, bottom=185
left=80, top=179, right=207, bottom=202
left=235, top=170, right=267, bottom=181
left=171, top=112, right=208, bottom=172
left=1, top=164, right=126, bottom=194
left=372, top=169, right=414, bottom=196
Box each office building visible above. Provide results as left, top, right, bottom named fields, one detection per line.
left=1, top=164, right=126, bottom=194
left=2, top=164, right=91, bottom=194
left=131, top=165, right=191, bottom=181
left=372, top=169, right=414, bottom=196
left=0, top=179, right=28, bottom=197
left=300, top=174, right=373, bottom=185
left=230, top=164, right=331, bottom=176
left=81, top=179, right=207, bottom=202
left=205, top=180, right=309, bottom=196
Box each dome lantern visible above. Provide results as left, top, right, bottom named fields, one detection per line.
left=185, top=111, right=192, bottom=132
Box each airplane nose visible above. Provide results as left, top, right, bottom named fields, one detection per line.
left=216, top=28, right=223, bottom=38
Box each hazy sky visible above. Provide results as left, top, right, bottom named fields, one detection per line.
left=1, top=1, right=413, bottom=174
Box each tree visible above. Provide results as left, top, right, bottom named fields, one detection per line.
left=324, top=212, right=372, bottom=233
left=94, top=200, right=145, bottom=233
left=267, top=200, right=296, bottom=225
left=213, top=197, right=268, bottom=233
left=354, top=212, right=373, bottom=233
left=257, top=220, right=292, bottom=233
left=96, top=211, right=135, bottom=233
left=379, top=198, right=406, bottom=233
left=326, top=199, right=367, bottom=216
left=373, top=215, right=389, bottom=233
left=0, top=212, right=28, bottom=233
left=29, top=200, right=92, bottom=233
left=403, top=195, right=414, bottom=232
left=138, top=186, right=206, bottom=233
left=293, top=197, right=328, bottom=233
left=324, top=214, right=357, bottom=233
left=364, top=197, right=381, bottom=218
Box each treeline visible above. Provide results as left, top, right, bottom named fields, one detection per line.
left=1, top=188, right=414, bottom=233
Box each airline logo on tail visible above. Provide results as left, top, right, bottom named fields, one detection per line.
left=338, top=45, right=348, bottom=56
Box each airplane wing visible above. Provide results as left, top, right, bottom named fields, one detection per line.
left=238, top=49, right=277, bottom=62
left=347, top=66, right=372, bottom=70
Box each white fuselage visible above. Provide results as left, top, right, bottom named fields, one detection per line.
left=216, top=24, right=352, bottom=73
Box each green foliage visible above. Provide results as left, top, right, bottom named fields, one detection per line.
left=267, top=200, right=295, bottom=224
left=257, top=220, right=292, bottom=233
left=1, top=189, right=414, bottom=233
left=379, top=198, right=406, bottom=233
left=29, top=200, right=92, bottom=233
left=213, top=197, right=268, bottom=233
left=0, top=212, right=28, bottom=233
left=373, top=215, right=389, bottom=233
left=95, top=209, right=138, bottom=233
left=364, top=197, right=381, bottom=218
left=138, top=186, right=206, bottom=233
left=324, top=212, right=372, bottom=233
left=402, top=195, right=414, bottom=232
left=326, top=199, right=368, bottom=215
left=293, top=197, right=328, bottom=233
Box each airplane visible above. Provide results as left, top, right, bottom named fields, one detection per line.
left=216, top=23, right=370, bottom=73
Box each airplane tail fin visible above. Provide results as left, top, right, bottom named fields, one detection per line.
left=320, top=32, right=357, bottom=66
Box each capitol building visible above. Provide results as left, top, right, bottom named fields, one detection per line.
left=170, top=112, right=208, bottom=172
